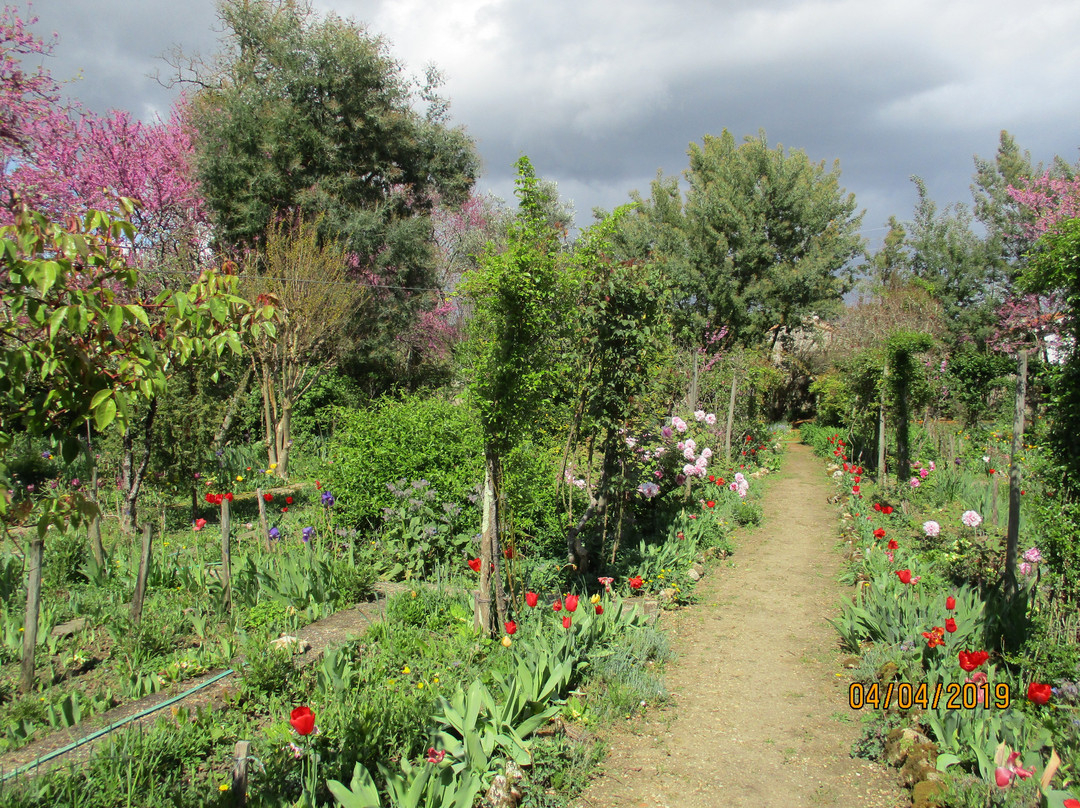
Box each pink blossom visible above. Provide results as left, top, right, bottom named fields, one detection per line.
left=671, top=417, right=688, bottom=433
left=704, top=413, right=717, bottom=425
left=923, top=520, right=940, bottom=538
left=919, top=468, right=929, bottom=479
left=909, top=478, right=921, bottom=488
left=961, top=510, right=983, bottom=528
left=693, top=410, right=706, bottom=421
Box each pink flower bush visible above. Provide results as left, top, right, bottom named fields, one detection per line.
left=909, top=478, right=921, bottom=489
left=704, top=413, right=717, bottom=425
left=961, top=510, right=983, bottom=528
left=1022, top=547, right=1043, bottom=564
left=671, top=416, right=688, bottom=433
left=923, top=520, right=941, bottom=538
left=693, top=410, right=706, bottom=421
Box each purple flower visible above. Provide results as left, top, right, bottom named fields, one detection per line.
left=268, top=527, right=280, bottom=541
left=321, top=491, right=335, bottom=507
left=70, top=478, right=81, bottom=489
left=660, top=426, right=673, bottom=439
left=302, top=526, right=315, bottom=543
left=41, top=450, right=51, bottom=459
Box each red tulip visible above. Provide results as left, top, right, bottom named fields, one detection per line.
left=946, top=596, right=956, bottom=610
left=503, top=545, right=515, bottom=559
left=525, top=591, right=538, bottom=608
left=705, top=500, right=715, bottom=508
left=873, top=528, right=885, bottom=539
left=282, top=507, right=288, bottom=513
left=290, top=706, right=315, bottom=735
left=895, top=569, right=913, bottom=584
left=565, top=594, right=579, bottom=612
left=629, top=576, right=643, bottom=590
left=204, top=493, right=214, bottom=504
left=562, top=615, right=572, bottom=629
left=1027, top=682, right=1052, bottom=705
left=883, top=506, right=894, bottom=515
left=945, top=617, right=957, bottom=633
left=194, top=518, right=207, bottom=531
left=958, top=650, right=989, bottom=672
left=263, top=493, right=273, bottom=502
left=708, top=475, right=715, bottom=482
left=315, top=481, right=321, bottom=489
left=504, top=621, right=517, bottom=635
left=553, top=599, right=563, bottom=611
left=873, top=503, right=882, bottom=512
left=887, top=539, right=899, bottom=550
left=852, top=485, right=860, bottom=494
left=286, top=496, right=293, bottom=504
left=467, top=558, right=482, bottom=573
left=225, top=492, right=234, bottom=502
left=595, top=604, right=604, bottom=615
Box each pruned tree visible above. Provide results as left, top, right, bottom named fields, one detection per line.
left=243, top=217, right=366, bottom=479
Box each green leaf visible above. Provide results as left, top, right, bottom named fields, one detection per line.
left=61, top=436, right=81, bottom=464
left=106, top=305, right=124, bottom=336
left=94, top=397, right=117, bottom=430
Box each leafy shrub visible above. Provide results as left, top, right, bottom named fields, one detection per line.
left=733, top=499, right=763, bottom=526
left=239, top=642, right=298, bottom=699
left=325, top=395, right=484, bottom=531
left=43, top=529, right=88, bottom=588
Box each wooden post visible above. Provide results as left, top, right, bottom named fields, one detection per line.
left=131, top=523, right=153, bottom=624
left=990, top=473, right=1000, bottom=527
left=724, top=372, right=738, bottom=461
left=232, top=740, right=251, bottom=806
left=1004, top=350, right=1028, bottom=605
left=89, top=465, right=105, bottom=568
left=20, top=538, right=44, bottom=693
left=256, top=487, right=270, bottom=552
left=221, top=497, right=233, bottom=613
left=877, top=358, right=888, bottom=487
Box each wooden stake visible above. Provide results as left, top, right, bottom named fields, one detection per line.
left=221, top=498, right=233, bottom=613
left=20, top=538, right=44, bottom=693
left=256, top=487, right=270, bottom=552
left=131, top=523, right=153, bottom=624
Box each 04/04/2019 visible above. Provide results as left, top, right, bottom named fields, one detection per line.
left=849, top=681, right=1011, bottom=711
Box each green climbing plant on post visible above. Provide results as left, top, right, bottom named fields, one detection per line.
left=885, top=330, right=935, bottom=485
left=459, top=157, right=577, bottom=635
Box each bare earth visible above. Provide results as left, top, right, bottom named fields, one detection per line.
left=573, top=441, right=907, bottom=808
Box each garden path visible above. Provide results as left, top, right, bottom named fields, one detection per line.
left=572, top=441, right=907, bottom=808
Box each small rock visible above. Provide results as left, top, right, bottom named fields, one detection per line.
left=270, top=635, right=311, bottom=654
left=692, top=563, right=705, bottom=576
left=51, top=618, right=86, bottom=638
left=687, top=568, right=701, bottom=582
left=885, top=727, right=934, bottom=767
left=659, top=588, right=677, bottom=603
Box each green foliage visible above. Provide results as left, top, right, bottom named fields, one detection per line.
left=945, top=346, right=1014, bottom=426
left=677, top=128, right=865, bottom=347
left=326, top=394, right=483, bottom=530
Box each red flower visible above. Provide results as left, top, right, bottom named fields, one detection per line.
left=225, top=492, right=234, bottom=502
left=1063, top=801, right=1079, bottom=808
left=525, top=591, right=538, bottom=608
left=873, top=528, right=885, bottom=539
left=883, top=506, right=894, bottom=515
left=852, top=485, right=860, bottom=494
left=1027, top=682, right=1052, bottom=705
left=958, top=650, right=989, bottom=672
left=989, top=468, right=996, bottom=475
left=873, top=503, right=882, bottom=512
left=286, top=496, right=293, bottom=504
left=922, top=626, right=945, bottom=648
left=946, top=596, right=956, bottom=610
left=553, top=599, right=563, bottom=611
left=895, top=569, right=913, bottom=584
left=887, top=539, right=899, bottom=550
left=853, top=475, right=861, bottom=483
left=945, top=618, right=957, bottom=633
left=315, top=481, right=321, bottom=489
left=467, top=558, right=482, bottom=573
left=194, top=518, right=207, bottom=531
left=717, top=478, right=725, bottom=485
left=204, top=493, right=214, bottom=504
left=628, top=576, right=644, bottom=590
left=213, top=493, right=224, bottom=505
left=562, top=615, right=572, bottom=629
left=263, top=493, right=273, bottom=502
left=708, top=475, right=715, bottom=482
left=595, top=604, right=604, bottom=615
left=564, top=594, right=579, bottom=612
left=290, top=706, right=315, bottom=735
left=705, top=500, right=715, bottom=509
left=503, top=545, right=515, bottom=559
left=282, top=507, right=288, bottom=513
left=504, top=621, right=517, bottom=635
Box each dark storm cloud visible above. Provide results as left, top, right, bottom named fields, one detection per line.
left=25, top=0, right=1080, bottom=247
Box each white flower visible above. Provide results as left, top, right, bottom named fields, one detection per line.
left=637, top=482, right=660, bottom=499
left=704, top=413, right=717, bottom=425
left=961, top=510, right=982, bottom=528
left=694, top=410, right=706, bottom=421
left=701, top=447, right=713, bottom=460
left=982, top=455, right=990, bottom=463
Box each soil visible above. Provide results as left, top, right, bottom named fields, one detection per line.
left=572, top=441, right=908, bottom=808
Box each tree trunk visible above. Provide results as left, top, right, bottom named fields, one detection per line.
left=566, top=436, right=618, bottom=573
left=260, top=361, right=278, bottom=472
left=1004, top=350, right=1028, bottom=605
left=274, top=397, right=292, bottom=480
left=20, top=538, right=44, bottom=693
left=688, top=352, right=699, bottom=412
left=89, top=465, right=104, bottom=569
left=120, top=397, right=157, bottom=534
left=724, top=372, right=738, bottom=461
left=131, top=523, right=153, bottom=624
left=221, top=497, right=233, bottom=613
left=476, top=449, right=498, bottom=635
left=876, top=359, right=888, bottom=486
left=211, top=365, right=253, bottom=453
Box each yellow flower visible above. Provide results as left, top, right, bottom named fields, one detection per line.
left=433, top=676, right=440, bottom=683
left=402, top=666, right=410, bottom=674
left=417, top=681, right=425, bottom=689
left=501, top=636, right=512, bottom=647
left=236, top=475, right=244, bottom=482
left=269, top=463, right=278, bottom=470
left=219, top=784, right=229, bottom=792
left=590, top=594, right=600, bottom=604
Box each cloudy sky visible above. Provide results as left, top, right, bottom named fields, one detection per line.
left=25, top=0, right=1080, bottom=248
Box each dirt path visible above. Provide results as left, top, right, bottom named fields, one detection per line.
left=573, top=441, right=906, bottom=808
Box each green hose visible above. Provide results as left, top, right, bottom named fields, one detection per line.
left=0, top=668, right=235, bottom=784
